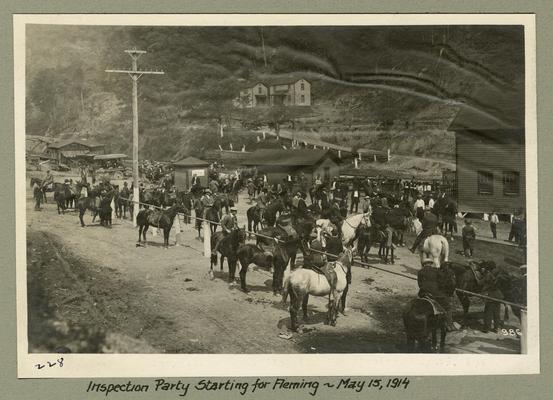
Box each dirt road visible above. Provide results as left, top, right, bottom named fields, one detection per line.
left=26, top=188, right=524, bottom=354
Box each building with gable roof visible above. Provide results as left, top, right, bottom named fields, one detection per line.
left=447, top=86, right=525, bottom=215
left=242, top=148, right=340, bottom=184
left=238, top=76, right=311, bottom=108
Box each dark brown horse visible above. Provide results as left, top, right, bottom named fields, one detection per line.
left=53, top=183, right=71, bottom=215
left=262, top=198, right=285, bottom=227
left=449, top=261, right=526, bottom=325
left=356, top=223, right=372, bottom=262
left=403, top=298, right=448, bottom=353
left=209, top=228, right=247, bottom=282
left=76, top=186, right=101, bottom=227
left=246, top=205, right=264, bottom=236
left=136, top=203, right=189, bottom=248
left=256, top=226, right=300, bottom=291
left=237, top=242, right=291, bottom=294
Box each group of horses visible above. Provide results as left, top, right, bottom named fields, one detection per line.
left=31, top=177, right=134, bottom=228
left=32, top=176, right=525, bottom=352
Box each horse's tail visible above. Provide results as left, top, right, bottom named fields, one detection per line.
left=282, top=274, right=291, bottom=305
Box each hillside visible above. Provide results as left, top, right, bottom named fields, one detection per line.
left=25, top=25, right=524, bottom=165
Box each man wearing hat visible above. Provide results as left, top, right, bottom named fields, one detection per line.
left=417, top=260, right=456, bottom=330
left=413, top=193, right=425, bottom=221
left=201, top=189, right=215, bottom=217
left=462, top=219, right=476, bottom=257
left=214, top=206, right=238, bottom=254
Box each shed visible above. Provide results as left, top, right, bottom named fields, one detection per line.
left=47, top=138, right=105, bottom=164
left=447, top=86, right=525, bottom=215
left=242, top=149, right=340, bottom=184
left=173, top=156, right=210, bottom=190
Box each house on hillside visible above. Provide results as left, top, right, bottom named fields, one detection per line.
left=242, top=149, right=340, bottom=184
left=237, top=76, right=312, bottom=108
left=173, top=156, right=210, bottom=190
left=46, top=138, right=105, bottom=166
left=447, top=88, right=525, bottom=216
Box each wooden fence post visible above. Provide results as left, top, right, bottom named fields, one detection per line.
left=203, top=220, right=211, bottom=258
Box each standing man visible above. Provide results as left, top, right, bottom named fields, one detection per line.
left=413, top=194, right=425, bottom=221
left=428, top=193, right=435, bottom=211
left=490, top=211, right=499, bottom=240
left=330, top=177, right=338, bottom=201
left=462, top=219, right=476, bottom=258
left=201, top=189, right=215, bottom=219
left=32, top=179, right=42, bottom=210
left=350, top=184, right=360, bottom=213
left=209, top=178, right=219, bottom=194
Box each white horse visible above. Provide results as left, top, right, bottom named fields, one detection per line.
left=315, top=213, right=371, bottom=250
left=421, top=234, right=449, bottom=269
left=341, top=212, right=371, bottom=248
left=282, top=249, right=353, bottom=331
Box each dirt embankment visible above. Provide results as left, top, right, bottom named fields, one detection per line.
left=27, top=231, right=157, bottom=353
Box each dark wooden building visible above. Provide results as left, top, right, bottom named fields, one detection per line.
left=448, top=88, right=525, bottom=215
left=173, top=156, right=210, bottom=190
left=242, top=149, right=340, bottom=184
left=46, top=138, right=105, bottom=165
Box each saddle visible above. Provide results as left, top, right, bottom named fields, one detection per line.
left=276, top=224, right=298, bottom=241
left=306, top=262, right=338, bottom=292
left=468, top=263, right=485, bottom=285
left=416, top=296, right=446, bottom=316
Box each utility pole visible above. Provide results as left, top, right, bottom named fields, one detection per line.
left=106, top=49, right=164, bottom=227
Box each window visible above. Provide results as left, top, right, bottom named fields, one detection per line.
left=477, top=171, right=494, bottom=195
left=300, top=82, right=305, bottom=90
left=300, top=94, right=305, bottom=103
left=503, top=171, right=520, bottom=196
left=258, top=86, right=262, bottom=94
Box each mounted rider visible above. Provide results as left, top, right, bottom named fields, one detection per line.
left=409, top=207, right=439, bottom=253
left=417, top=260, right=456, bottom=330
left=303, top=232, right=338, bottom=296
left=213, top=206, right=238, bottom=255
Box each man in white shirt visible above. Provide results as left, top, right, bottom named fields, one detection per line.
left=414, top=194, right=425, bottom=220
left=350, top=187, right=360, bottom=213
left=428, top=194, right=435, bottom=210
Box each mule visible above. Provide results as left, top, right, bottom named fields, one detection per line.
left=209, top=228, right=247, bottom=282
left=282, top=249, right=353, bottom=331
left=136, top=203, right=189, bottom=248
left=421, top=234, right=449, bottom=269
left=403, top=297, right=447, bottom=353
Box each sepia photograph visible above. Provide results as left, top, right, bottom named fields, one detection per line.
left=14, top=14, right=538, bottom=377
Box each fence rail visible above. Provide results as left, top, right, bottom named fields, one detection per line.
left=116, top=196, right=527, bottom=311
